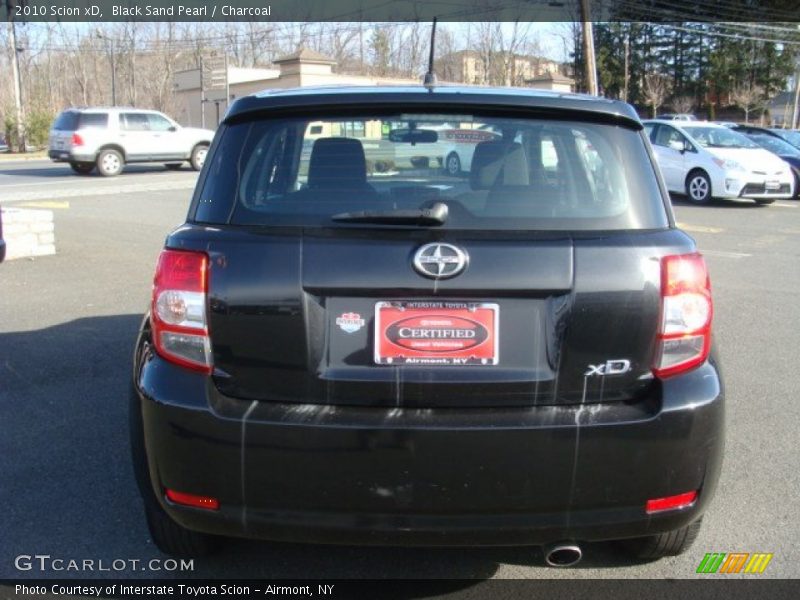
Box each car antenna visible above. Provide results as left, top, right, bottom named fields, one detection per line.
left=423, top=17, right=438, bottom=90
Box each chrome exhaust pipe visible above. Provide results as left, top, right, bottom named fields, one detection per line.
left=543, top=542, right=583, bottom=567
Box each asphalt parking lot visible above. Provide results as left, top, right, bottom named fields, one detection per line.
left=1, top=160, right=799, bottom=581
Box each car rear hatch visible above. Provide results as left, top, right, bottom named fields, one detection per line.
left=49, top=111, right=108, bottom=154
left=49, top=111, right=79, bottom=153
left=174, top=104, right=689, bottom=408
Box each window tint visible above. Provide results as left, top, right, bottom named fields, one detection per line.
left=120, top=113, right=150, bottom=131
left=148, top=114, right=174, bottom=131
left=78, top=113, right=108, bottom=129
left=654, top=125, right=686, bottom=148
left=687, top=127, right=758, bottom=149
left=195, top=113, right=668, bottom=232
left=53, top=112, right=79, bottom=131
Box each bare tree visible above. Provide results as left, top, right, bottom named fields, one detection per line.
left=643, top=73, right=672, bottom=118
left=730, top=83, right=765, bottom=123
left=671, top=95, right=694, bottom=115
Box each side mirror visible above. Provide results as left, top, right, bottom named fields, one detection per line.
left=168, top=126, right=178, bottom=132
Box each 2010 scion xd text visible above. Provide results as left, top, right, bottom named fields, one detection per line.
left=130, top=85, right=724, bottom=566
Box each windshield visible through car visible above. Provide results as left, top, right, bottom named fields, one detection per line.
left=194, top=112, right=668, bottom=231
left=687, top=127, right=759, bottom=149
left=748, top=133, right=800, bottom=157
left=773, top=129, right=800, bottom=148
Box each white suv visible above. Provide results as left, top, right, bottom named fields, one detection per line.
left=48, top=108, right=215, bottom=176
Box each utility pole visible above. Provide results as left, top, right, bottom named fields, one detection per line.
left=623, top=32, right=630, bottom=103
left=7, top=15, right=26, bottom=152
left=580, top=0, right=598, bottom=95
left=96, top=31, right=117, bottom=105
left=199, top=55, right=206, bottom=129
left=110, top=42, right=117, bottom=106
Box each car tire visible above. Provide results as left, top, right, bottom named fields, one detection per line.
left=96, top=148, right=124, bottom=177
left=129, top=382, right=219, bottom=557
left=685, top=170, right=712, bottom=204
left=754, top=198, right=775, bottom=206
left=190, top=144, right=209, bottom=171
left=445, top=152, right=461, bottom=176
left=164, top=163, right=183, bottom=171
left=620, top=518, right=703, bottom=560
left=143, top=500, right=219, bottom=558
left=70, top=162, right=94, bottom=175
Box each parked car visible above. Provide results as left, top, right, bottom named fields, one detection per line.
left=735, top=128, right=800, bottom=198
left=131, top=86, right=723, bottom=565
left=438, top=126, right=501, bottom=175
left=48, top=108, right=215, bottom=176
left=643, top=120, right=794, bottom=204
left=656, top=113, right=697, bottom=121
left=711, top=121, right=738, bottom=128
left=0, top=135, right=8, bottom=153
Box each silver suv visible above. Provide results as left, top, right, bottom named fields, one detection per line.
left=48, top=108, right=215, bottom=176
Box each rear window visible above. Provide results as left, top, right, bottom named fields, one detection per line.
left=53, top=111, right=108, bottom=130
left=53, top=112, right=79, bottom=131
left=194, top=112, right=668, bottom=231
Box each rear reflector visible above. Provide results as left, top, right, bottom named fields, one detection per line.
left=151, top=249, right=212, bottom=373
left=653, top=253, right=712, bottom=378
left=645, top=490, right=698, bottom=514
left=165, top=489, right=219, bottom=511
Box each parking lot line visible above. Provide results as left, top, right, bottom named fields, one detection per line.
left=702, top=250, right=752, bottom=259
left=774, top=202, right=797, bottom=208
left=677, top=223, right=724, bottom=233
left=18, top=201, right=70, bottom=209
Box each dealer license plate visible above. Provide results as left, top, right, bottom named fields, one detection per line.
left=374, top=301, right=498, bottom=366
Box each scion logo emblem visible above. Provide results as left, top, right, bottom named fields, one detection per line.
left=413, top=243, right=468, bottom=279
left=585, top=359, right=631, bottom=377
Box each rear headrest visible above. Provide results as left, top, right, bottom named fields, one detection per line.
left=470, top=141, right=530, bottom=190
left=308, top=137, right=368, bottom=190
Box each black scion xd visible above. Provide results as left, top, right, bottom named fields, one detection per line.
left=130, top=86, right=724, bottom=564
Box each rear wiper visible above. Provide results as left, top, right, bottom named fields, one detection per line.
left=331, top=202, right=448, bottom=226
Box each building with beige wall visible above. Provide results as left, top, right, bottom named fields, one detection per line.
left=525, top=72, right=576, bottom=93
left=173, top=48, right=420, bottom=128
left=173, top=48, right=574, bottom=128
left=439, top=50, right=564, bottom=87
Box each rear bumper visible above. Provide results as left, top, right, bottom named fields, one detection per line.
left=48, top=149, right=95, bottom=162
left=133, top=349, right=725, bottom=546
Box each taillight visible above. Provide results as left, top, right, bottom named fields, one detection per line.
left=71, top=133, right=84, bottom=147
left=165, top=489, right=219, bottom=510
left=151, top=249, right=212, bottom=373
left=653, top=253, right=712, bottom=378
left=645, top=490, right=698, bottom=514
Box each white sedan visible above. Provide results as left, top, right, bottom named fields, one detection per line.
left=643, top=120, right=794, bottom=204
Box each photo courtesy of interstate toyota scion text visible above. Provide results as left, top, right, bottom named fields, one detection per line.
left=129, top=84, right=724, bottom=567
